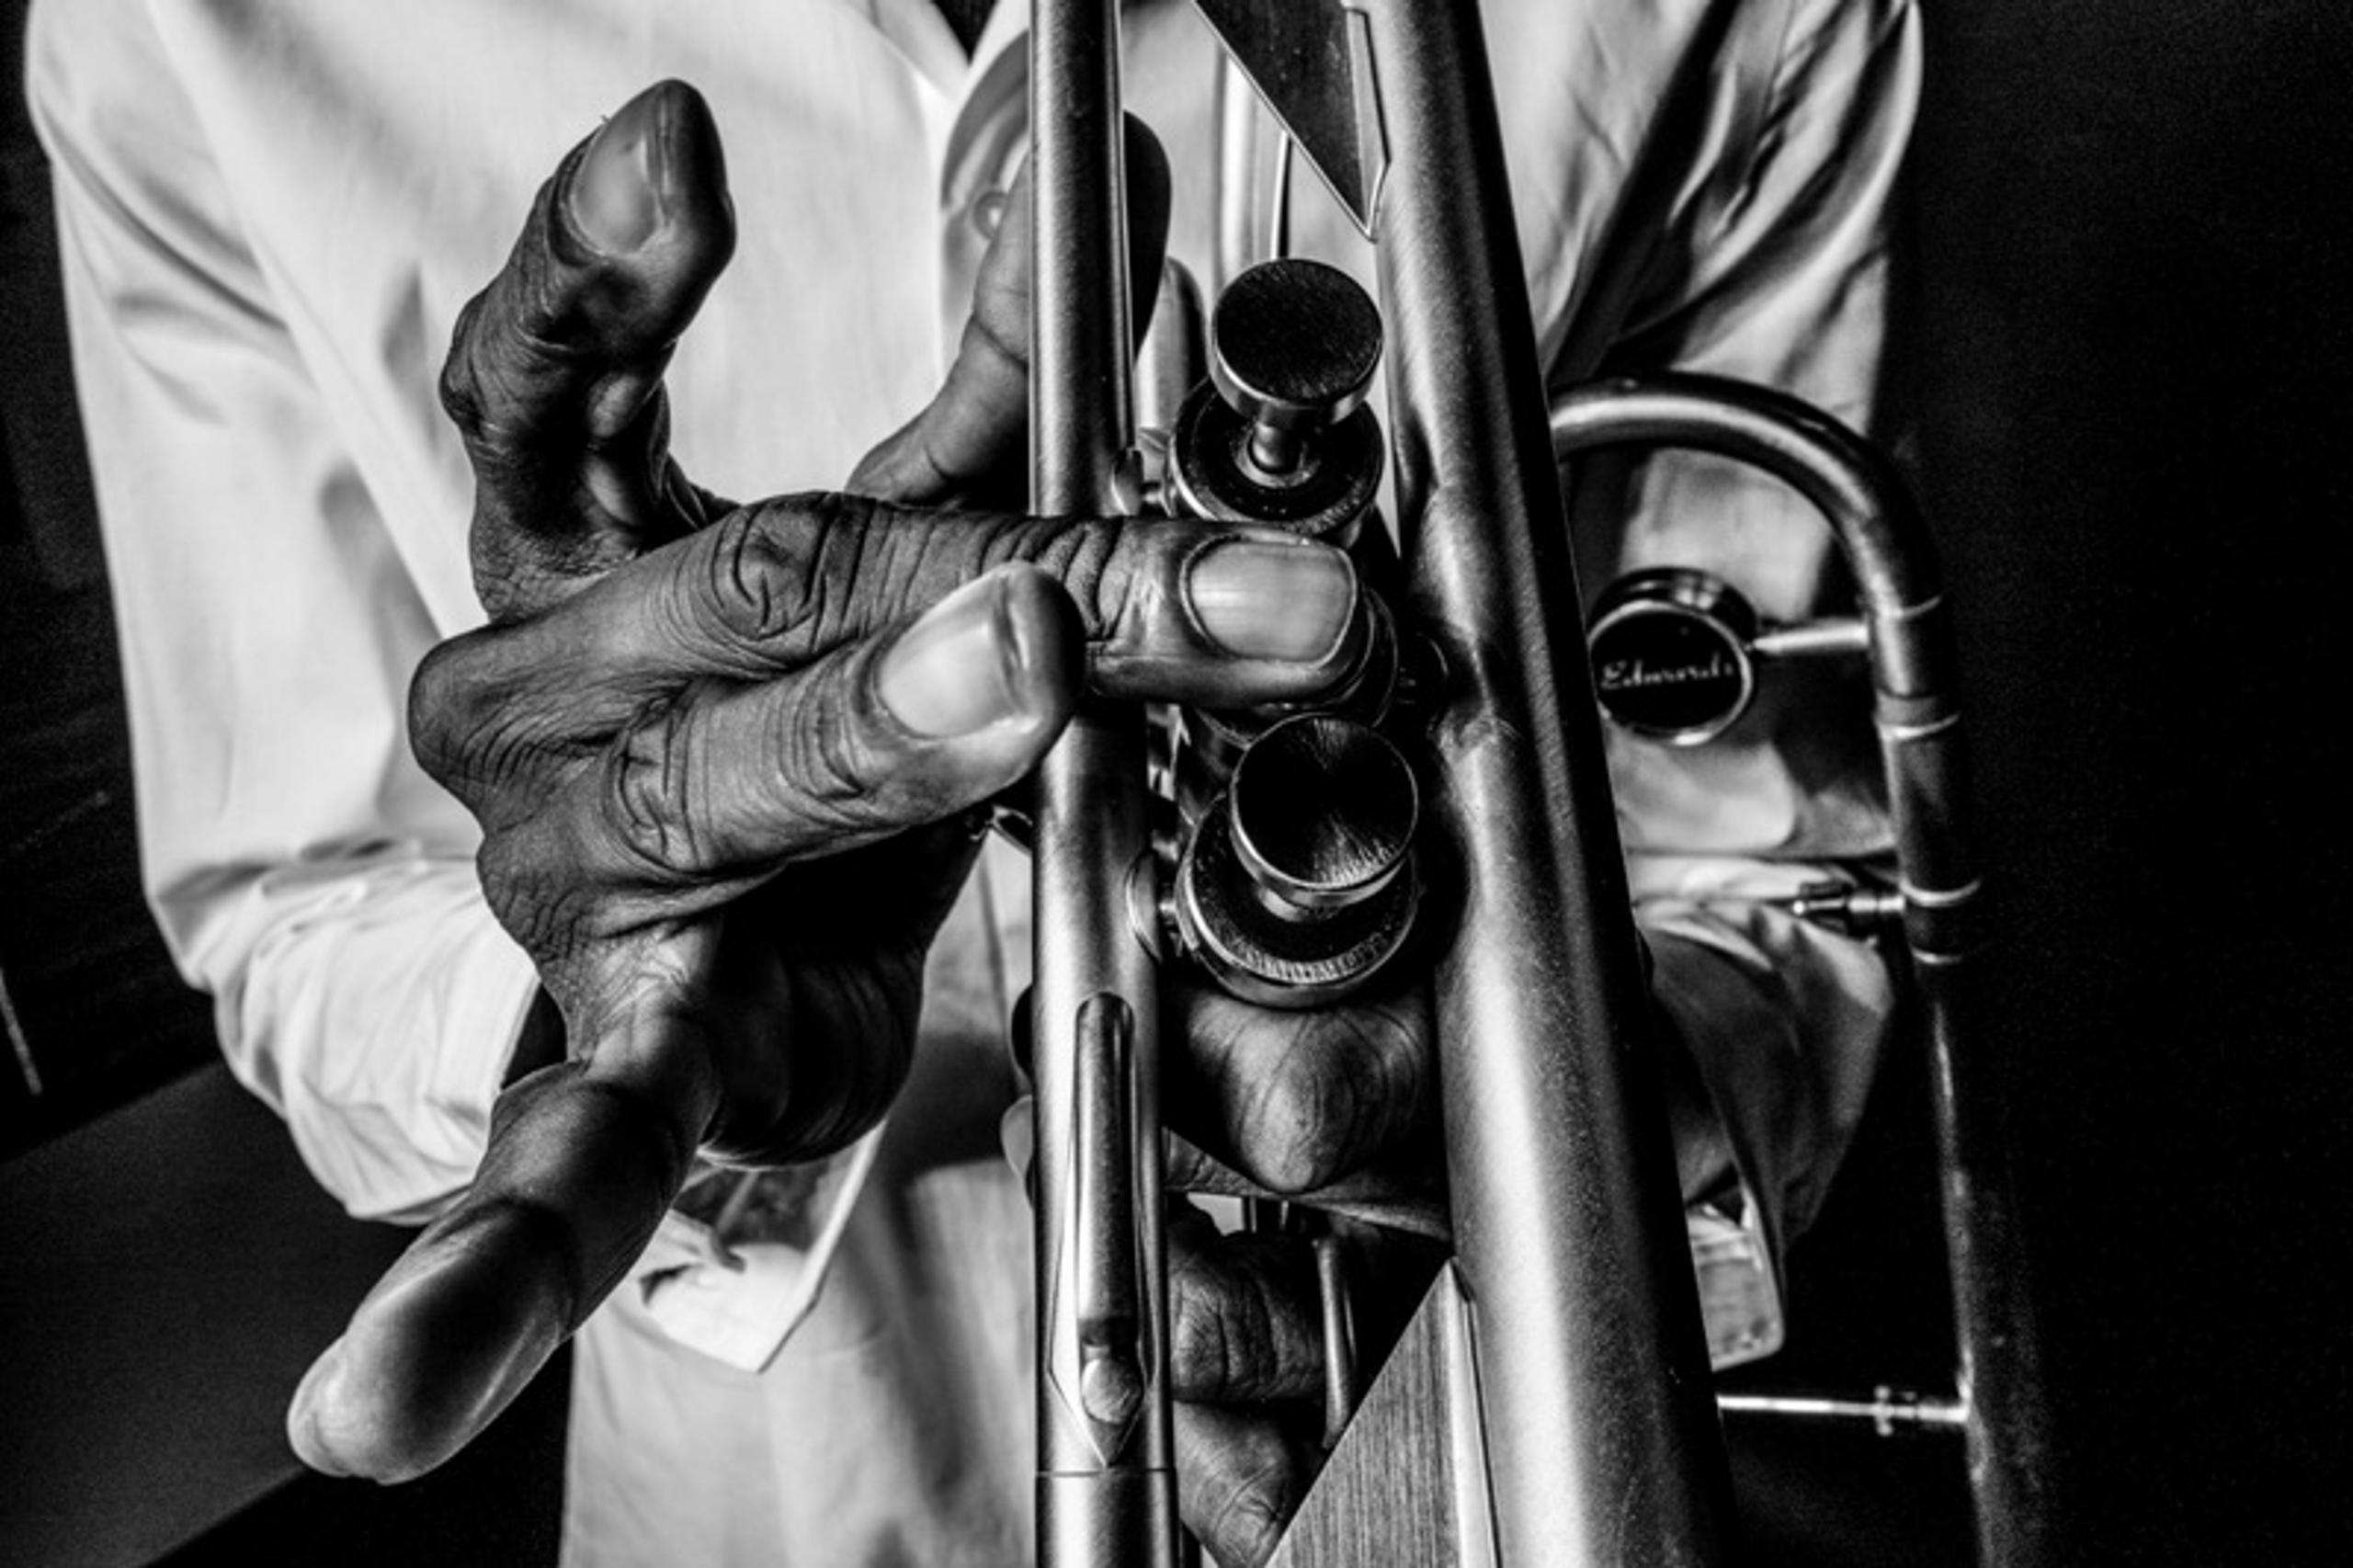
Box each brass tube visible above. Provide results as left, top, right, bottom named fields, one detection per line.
left=1550, top=370, right=2058, bottom=1566
left=1029, top=0, right=1177, bottom=1562
left=1364, top=1, right=1737, bottom=1562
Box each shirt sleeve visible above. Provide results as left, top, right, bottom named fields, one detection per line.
left=27, top=0, right=536, bottom=1224
left=1576, top=0, right=1925, bottom=1246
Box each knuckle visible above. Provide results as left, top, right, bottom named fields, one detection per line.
left=700, top=505, right=809, bottom=644
left=437, top=225, right=582, bottom=461
left=437, top=291, right=494, bottom=438
left=406, top=641, right=469, bottom=776
left=1009, top=515, right=1129, bottom=642
left=709, top=1010, right=913, bottom=1166
left=604, top=693, right=711, bottom=874
left=407, top=636, right=504, bottom=793
left=772, top=665, right=884, bottom=821
left=697, top=493, right=879, bottom=650
left=406, top=629, right=571, bottom=815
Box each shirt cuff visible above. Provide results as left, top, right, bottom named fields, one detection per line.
left=626, top=1130, right=886, bottom=1372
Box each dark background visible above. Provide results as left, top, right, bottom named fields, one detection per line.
left=2, top=0, right=2345, bottom=1562
left=1904, top=2, right=2347, bottom=1560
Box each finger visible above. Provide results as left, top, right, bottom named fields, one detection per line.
left=998, top=1098, right=1449, bottom=1240
left=1175, top=1400, right=1314, bottom=1568
left=1163, top=1131, right=1450, bottom=1242
left=439, top=79, right=737, bottom=619
left=540, top=562, right=1085, bottom=890
left=848, top=116, right=1174, bottom=508
left=412, top=493, right=1369, bottom=777
left=1168, top=1204, right=1327, bottom=1404
left=287, top=973, right=719, bottom=1481
left=1168, top=980, right=1436, bottom=1196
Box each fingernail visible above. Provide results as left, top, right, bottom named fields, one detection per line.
left=1187, top=538, right=1357, bottom=663
left=999, top=1098, right=1036, bottom=1184
left=287, top=1340, right=352, bottom=1475
left=879, top=571, right=1034, bottom=737
left=572, top=87, right=671, bottom=253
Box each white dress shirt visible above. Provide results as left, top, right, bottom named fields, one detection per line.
left=30, top=0, right=1919, bottom=1561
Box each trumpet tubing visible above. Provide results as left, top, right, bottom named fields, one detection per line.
left=1022, top=3, right=2049, bottom=1566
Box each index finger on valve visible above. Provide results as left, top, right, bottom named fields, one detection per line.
left=478, top=491, right=1372, bottom=712
left=405, top=495, right=1376, bottom=868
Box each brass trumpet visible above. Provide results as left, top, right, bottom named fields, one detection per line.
left=1020, top=2, right=2052, bottom=1564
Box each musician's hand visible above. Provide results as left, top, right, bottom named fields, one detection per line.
left=1158, top=976, right=1449, bottom=1565
left=286, top=80, right=1364, bottom=1483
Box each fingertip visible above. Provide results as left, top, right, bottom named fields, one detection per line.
left=571, top=87, right=664, bottom=253
left=644, top=79, right=735, bottom=269
left=286, top=1217, right=572, bottom=1483
left=875, top=564, right=1079, bottom=747
left=997, top=1095, right=1036, bottom=1185
left=1186, top=535, right=1360, bottom=666
left=555, top=80, right=734, bottom=296
left=1082, top=523, right=1370, bottom=708
left=1174, top=1402, right=1309, bottom=1568
left=286, top=1338, right=353, bottom=1477
left=995, top=561, right=1086, bottom=726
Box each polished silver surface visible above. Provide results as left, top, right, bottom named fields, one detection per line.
left=1034, top=3, right=2047, bottom=1563
left=1313, top=1233, right=1360, bottom=1449
left=1169, top=381, right=1384, bottom=535
left=1028, top=0, right=1176, bottom=1562
left=1358, top=0, right=1739, bottom=1561
left=1171, top=784, right=1418, bottom=1009
left=1227, top=713, right=1415, bottom=911
left=1550, top=371, right=2057, bottom=1567
left=1718, top=1387, right=1971, bottom=1436
left=1190, top=0, right=1384, bottom=235
left=1211, top=259, right=1384, bottom=472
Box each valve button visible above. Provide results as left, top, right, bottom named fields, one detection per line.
left=1211, top=258, right=1384, bottom=437
left=1173, top=260, right=1386, bottom=532
left=1230, top=715, right=1416, bottom=911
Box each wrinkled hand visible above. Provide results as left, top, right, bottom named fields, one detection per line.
left=287, top=80, right=1367, bottom=1483
left=1165, top=978, right=1447, bottom=1566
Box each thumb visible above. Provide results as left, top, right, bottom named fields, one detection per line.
left=850, top=115, right=1173, bottom=507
